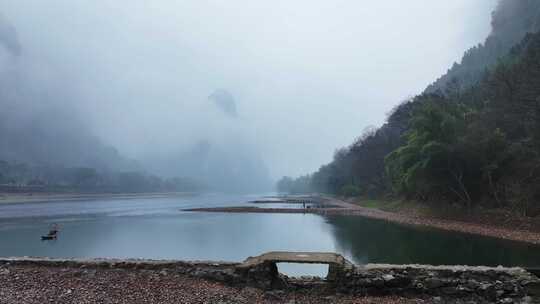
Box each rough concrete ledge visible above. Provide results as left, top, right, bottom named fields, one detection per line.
left=1, top=255, right=538, bottom=303
left=363, top=263, right=529, bottom=274
left=0, top=256, right=240, bottom=268
left=337, top=263, right=540, bottom=303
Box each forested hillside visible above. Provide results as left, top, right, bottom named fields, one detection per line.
left=278, top=0, right=540, bottom=216
left=426, top=0, right=540, bottom=94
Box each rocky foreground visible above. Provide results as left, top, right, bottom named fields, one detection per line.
left=0, top=255, right=538, bottom=304
left=0, top=264, right=418, bottom=304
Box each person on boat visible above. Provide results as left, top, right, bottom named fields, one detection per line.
left=48, top=224, right=59, bottom=236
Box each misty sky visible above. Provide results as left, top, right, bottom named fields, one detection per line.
left=2, top=0, right=497, bottom=179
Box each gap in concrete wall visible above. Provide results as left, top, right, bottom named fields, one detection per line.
left=276, top=263, right=329, bottom=278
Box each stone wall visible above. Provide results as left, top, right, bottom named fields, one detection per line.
left=335, top=264, right=540, bottom=303
left=1, top=257, right=538, bottom=303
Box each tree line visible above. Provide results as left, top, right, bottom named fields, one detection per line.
left=0, top=160, right=205, bottom=193
left=278, top=0, right=540, bottom=216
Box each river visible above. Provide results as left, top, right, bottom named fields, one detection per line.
left=0, top=193, right=538, bottom=276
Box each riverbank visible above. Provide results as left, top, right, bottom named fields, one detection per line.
left=185, top=196, right=540, bottom=245
left=333, top=197, right=540, bottom=246
left=0, top=191, right=197, bottom=205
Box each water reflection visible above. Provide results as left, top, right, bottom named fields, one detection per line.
left=0, top=211, right=338, bottom=263
left=326, top=215, right=540, bottom=267
left=0, top=195, right=539, bottom=274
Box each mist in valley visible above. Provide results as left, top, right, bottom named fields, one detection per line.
left=0, top=1, right=497, bottom=192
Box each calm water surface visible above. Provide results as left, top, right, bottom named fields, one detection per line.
left=0, top=194, right=538, bottom=276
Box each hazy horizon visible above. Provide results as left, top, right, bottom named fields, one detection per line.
left=1, top=1, right=497, bottom=185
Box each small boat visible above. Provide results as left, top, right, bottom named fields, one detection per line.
left=41, top=223, right=60, bottom=241
left=41, top=235, right=57, bottom=241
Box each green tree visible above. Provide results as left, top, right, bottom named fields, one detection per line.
left=385, top=99, right=476, bottom=209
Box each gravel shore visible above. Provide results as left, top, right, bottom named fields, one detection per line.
left=187, top=196, right=540, bottom=245
left=0, top=264, right=419, bottom=304
left=337, top=201, right=540, bottom=245
left=309, top=197, right=540, bottom=245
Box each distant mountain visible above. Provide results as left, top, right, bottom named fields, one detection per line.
left=148, top=90, right=272, bottom=193
left=175, top=140, right=271, bottom=193
left=282, top=0, right=540, bottom=207
left=1, top=14, right=269, bottom=193
left=0, top=108, right=140, bottom=172
left=0, top=14, right=21, bottom=56
left=425, top=0, right=540, bottom=94
left=209, top=89, right=238, bottom=118
left=0, top=14, right=138, bottom=173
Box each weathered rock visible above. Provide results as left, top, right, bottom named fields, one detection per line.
left=426, top=278, right=447, bottom=289
left=382, top=274, right=395, bottom=281
left=263, top=290, right=285, bottom=301
left=335, top=265, right=539, bottom=302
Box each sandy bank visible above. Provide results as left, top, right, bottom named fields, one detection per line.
left=338, top=200, right=540, bottom=246
left=185, top=196, right=540, bottom=245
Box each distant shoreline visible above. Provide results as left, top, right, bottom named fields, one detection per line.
left=0, top=192, right=198, bottom=205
